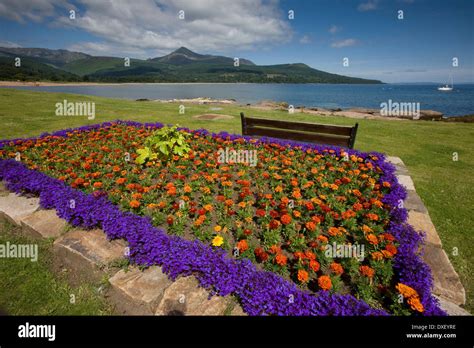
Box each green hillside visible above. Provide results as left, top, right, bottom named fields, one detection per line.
left=0, top=46, right=382, bottom=84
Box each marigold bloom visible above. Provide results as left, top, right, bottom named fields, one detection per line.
left=297, top=269, right=309, bottom=283
left=269, top=245, right=281, bottom=254
left=214, top=225, right=222, bottom=233
left=256, top=209, right=266, bottom=217
left=359, top=265, right=375, bottom=278
left=184, top=185, right=192, bottom=193
left=371, top=251, right=384, bottom=261
left=328, top=227, right=341, bottom=236
left=237, top=239, right=249, bottom=253
left=309, top=260, right=320, bottom=272
left=254, top=247, right=268, bottom=262
left=317, top=235, right=328, bottom=244
left=116, top=177, right=126, bottom=185
left=305, top=221, right=316, bottom=232
left=407, top=296, right=424, bottom=313
left=318, top=275, right=332, bottom=290
left=269, top=219, right=280, bottom=229
left=330, top=262, right=344, bottom=275
left=212, top=235, right=224, bottom=247
left=281, top=214, right=292, bottom=225
left=129, top=200, right=140, bottom=208
left=396, top=283, right=418, bottom=299
left=385, top=244, right=398, bottom=255
left=366, top=234, right=379, bottom=245
left=93, top=182, right=103, bottom=188
left=275, top=253, right=287, bottom=266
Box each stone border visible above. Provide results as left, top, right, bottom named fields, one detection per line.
left=0, top=181, right=244, bottom=316
left=386, top=156, right=469, bottom=315
left=0, top=159, right=470, bottom=315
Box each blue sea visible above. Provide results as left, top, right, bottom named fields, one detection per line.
left=4, top=83, right=474, bottom=116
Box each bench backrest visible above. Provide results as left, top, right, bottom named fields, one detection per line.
left=240, top=112, right=358, bottom=149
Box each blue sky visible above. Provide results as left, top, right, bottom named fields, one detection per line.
left=0, top=0, right=472, bottom=83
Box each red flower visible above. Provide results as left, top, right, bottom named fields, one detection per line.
left=254, top=247, right=268, bottom=262
left=256, top=209, right=266, bottom=217
left=280, top=214, right=292, bottom=225
left=269, top=220, right=280, bottom=229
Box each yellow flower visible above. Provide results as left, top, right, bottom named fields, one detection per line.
left=212, top=235, right=224, bottom=247
left=214, top=225, right=222, bottom=232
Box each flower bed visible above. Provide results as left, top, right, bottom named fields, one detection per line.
left=0, top=121, right=445, bottom=315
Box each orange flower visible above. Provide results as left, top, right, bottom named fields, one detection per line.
left=366, top=213, right=379, bottom=221
left=359, top=265, right=375, bottom=278
left=297, top=269, right=309, bottom=283
left=184, top=185, right=192, bottom=193
left=371, top=251, right=384, bottom=261
left=317, top=235, right=328, bottom=244
left=328, top=227, right=341, bottom=236
left=309, top=260, right=320, bottom=272
left=385, top=244, right=398, bottom=255
left=293, top=210, right=301, bottom=218
left=129, top=200, right=140, bottom=208
left=132, top=193, right=142, bottom=200
left=275, top=253, right=287, bottom=266
left=318, top=275, right=332, bottom=290
left=269, top=245, right=281, bottom=254
left=305, top=221, right=316, bottom=232
left=280, top=214, right=292, bottom=225
left=366, top=234, right=379, bottom=245
left=407, top=296, right=424, bottom=313
left=237, top=239, right=249, bottom=253
left=395, top=283, right=418, bottom=299
left=93, top=182, right=103, bottom=188
left=362, top=224, right=373, bottom=233
left=381, top=250, right=394, bottom=258
left=330, top=262, right=344, bottom=275
left=116, top=177, right=126, bottom=185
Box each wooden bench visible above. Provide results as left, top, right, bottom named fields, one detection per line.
left=240, top=112, right=358, bottom=149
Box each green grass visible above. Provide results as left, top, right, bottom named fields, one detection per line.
left=0, top=220, right=112, bottom=315
left=0, top=88, right=473, bottom=312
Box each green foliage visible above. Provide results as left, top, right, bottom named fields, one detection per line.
left=135, top=125, right=191, bottom=164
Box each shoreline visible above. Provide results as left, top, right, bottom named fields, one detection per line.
left=1, top=81, right=472, bottom=120
left=0, top=81, right=258, bottom=87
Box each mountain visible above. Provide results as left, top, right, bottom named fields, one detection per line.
left=0, top=46, right=382, bottom=84
left=0, top=47, right=90, bottom=68
left=152, top=46, right=255, bottom=66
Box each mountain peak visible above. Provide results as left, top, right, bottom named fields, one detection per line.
left=173, top=47, right=196, bottom=55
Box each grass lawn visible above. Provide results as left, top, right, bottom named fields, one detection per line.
left=0, top=88, right=472, bottom=313
left=0, top=220, right=112, bottom=315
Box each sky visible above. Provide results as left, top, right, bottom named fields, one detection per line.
left=0, top=0, right=472, bottom=83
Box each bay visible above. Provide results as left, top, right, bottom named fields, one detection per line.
left=4, top=83, right=474, bottom=116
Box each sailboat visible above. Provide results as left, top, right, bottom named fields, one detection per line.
left=438, top=75, right=453, bottom=91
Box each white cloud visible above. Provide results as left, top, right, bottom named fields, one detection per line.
left=331, top=39, right=358, bottom=48
left=0, top=40, right=22, bottom=48
left=328, top=25, right=341, bottom=34
left=357, top=0, right=378, bottom=12
left=0, top=0, right=75, bottom=23
left=0, top=0, right=292, bottom=58
left=299, top=35, right=311, bottom=44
